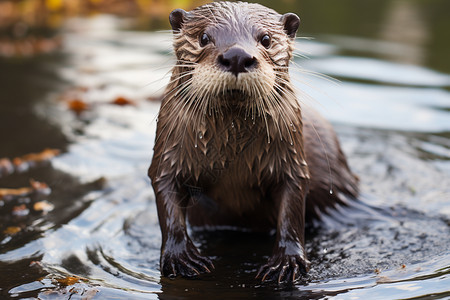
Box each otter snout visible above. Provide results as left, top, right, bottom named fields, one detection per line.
left=217, top=47, right=257, bottom=77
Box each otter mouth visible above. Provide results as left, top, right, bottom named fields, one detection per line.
left=224, top=89, right=247, bottom=102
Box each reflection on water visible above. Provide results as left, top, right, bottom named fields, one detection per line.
left=1, top=0, right=450, bottom=299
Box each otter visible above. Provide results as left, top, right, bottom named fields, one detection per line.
left=148, top=1, right=358, bottom=283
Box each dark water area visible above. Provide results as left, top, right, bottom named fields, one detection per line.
left=1, top=0, right=449, bottom=299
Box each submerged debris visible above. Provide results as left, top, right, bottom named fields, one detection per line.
left=63, top=89, right=139, bottom=117
left=3, top=226, right=22, bottom=235
left=55, top=276, right=82, bottom=286
left=33, top=200, right=55, bottom=213
left=0, top=179, right=51, bottom=200
left=0, top=148, right=60, bottom=178
left=111, top=96, right=135, bottom=106
left=67, top=99, right=90, bottom=116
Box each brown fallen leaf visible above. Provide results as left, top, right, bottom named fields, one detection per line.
left=0, top=187, right=32, bottom=199
left=111, top=96, right=135, bottom=106
left=17, top=148, right=60, bottom=164
left=33, top=201, right=54, bottom=213
left=0, top=158, right=14, bottom=176
left=12, top=204, right=29, bottom=216
left=3, top=226, right=22, bottom=235
left=10, top=148, right=60, bottom=173
left=68, top=99, right=89, bottom=115
left=0, top=179, right=51, bottom=199
left=56, top=276, right=81, bottom=286
left=1, top=149, right=60, bottom=177
left=30, top=179, right=50, bottom=191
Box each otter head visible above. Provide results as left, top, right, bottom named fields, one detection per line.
left=168, top=2, right=300, bottom=112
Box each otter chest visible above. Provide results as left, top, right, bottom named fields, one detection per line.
left=170, top=117, right=307, bottom=212
left=181, top=118, right=262, bottom=183
left=190, top=121, right=267, bottom=212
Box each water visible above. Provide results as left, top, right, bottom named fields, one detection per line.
left=1, top=1, right=449, bottom=299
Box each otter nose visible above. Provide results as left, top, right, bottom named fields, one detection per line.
left=218, top=47, right=257, bottom=77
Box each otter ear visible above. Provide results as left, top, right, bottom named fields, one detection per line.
left=280, top=13, right=300, bottom=39
left=169, top=9, right=190, bottom=32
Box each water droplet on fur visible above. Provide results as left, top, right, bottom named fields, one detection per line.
left=290, top=123, right=297, bottom=132
left=231, top=122, right=235, bottom=128
left=194, top=144, right=198, bottom=148
left=329, top=189, right=333, bottom=195
left=155, top=118, right=158, bottom=123
left=198, top=132, right=203, bottom=139
left=290, top=142, right=294, bottom=146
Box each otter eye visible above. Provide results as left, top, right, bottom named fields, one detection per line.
left=200, top=33, right=210, bottom=47
left=260, top=34, right=271, bottom=48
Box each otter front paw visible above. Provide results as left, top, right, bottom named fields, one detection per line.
left=256, top=246, right=310, bottom=283
left=161, top=239, right=214, bottom=278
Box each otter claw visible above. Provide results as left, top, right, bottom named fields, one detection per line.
left=256, top=254, right=308, bottom=283
left=162, top=253, right=213, bottom=278
left=160, top=241, right=214, bottom=278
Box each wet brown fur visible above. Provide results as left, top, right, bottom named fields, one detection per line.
left=148, top=1, right=358, bottom=282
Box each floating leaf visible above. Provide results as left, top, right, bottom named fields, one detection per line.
left=0, top=158, right=14, bottom=176
left=68, top=99, right=89, bottom=115
left=3, top=226, right=22, bottom=235
left=12, top=204, right=29, bottom=216
left=0, top=187, right=32, bottom=199
left=30, top=179, right=49, bottom=191
left=56, top=276, right=81, bottom=286
left=13, top=148, right=60, bottom=167
left=1, top=148, right=61, bottom=175
left=111, top=96, right=135, bottom=106
left=33, top=201, right=54, bottom=212
left=0, top=180, right=50, bottom=199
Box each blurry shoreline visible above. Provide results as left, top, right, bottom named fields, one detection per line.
left=0, top=0, right=209, bottom=57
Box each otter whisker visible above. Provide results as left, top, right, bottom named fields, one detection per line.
left=268, top=87, right=295, bottom=144
left=292, top=53, right=310, bottom=60
left=309, top=118, right=335, bottom=194
left=272, top=71, right=321, bottom=108
left=166, top=72, right=196, bottom=89
left=295, top=36, right=314, bottom=40
left=175, top=59, right=199, bottom=65
left=251, top=84, right=271, bottom=143
left=262, top=77, right=296, bottom=141
left=290, top=61, right=339, bottom=84
left=158, top=79, right=194, bottom=118
left=252, top=75, right=284, bottom=140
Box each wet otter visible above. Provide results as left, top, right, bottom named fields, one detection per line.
left=148, top=1, right=358, bottom=283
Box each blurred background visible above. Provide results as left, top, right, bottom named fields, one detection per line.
left=0, top=0, right=449, bottom=299
left=1, top=0, right=449, bottom=71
